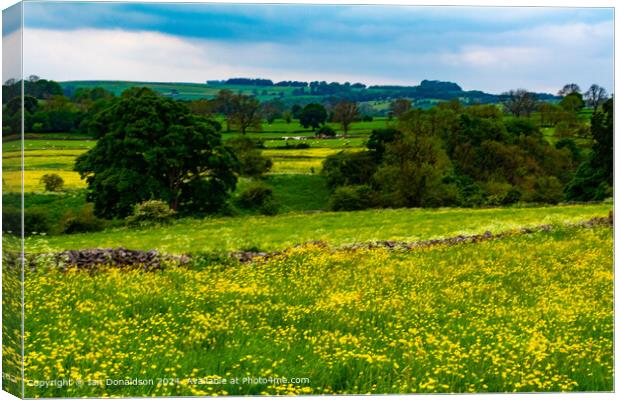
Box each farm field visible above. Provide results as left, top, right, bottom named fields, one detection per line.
left=21, top=225, right=613, bottom=397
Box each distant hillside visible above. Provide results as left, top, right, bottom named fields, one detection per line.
left=59, top=79, right=559, bottom=113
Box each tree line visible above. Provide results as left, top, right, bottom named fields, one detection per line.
left=323, top=91, right=612, bottom=211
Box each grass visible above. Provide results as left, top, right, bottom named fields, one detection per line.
left=233, top=174, right=329, bottom=214
left=265, top=174, right=330, bottom=212
left=21, top=225, right=613, bottom=396
left=220, top=118, right=390, bottom=136
left=4, top=191, right=88, bottom=224
left=26, top=203, right=611, bottom=254
left=4, top=155, right=78, bottom=171
left=2, top=139, right=95, bottom=152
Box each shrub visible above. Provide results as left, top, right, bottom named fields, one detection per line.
left=3, top=207, right=53, bottom=236
left=328, top=185, right=374, bottom=211
left=555, top=138, right=581, bottom=161
left=523, top=176, right=564, bottom=204
left=126, top=200, right=177, bottom=226
left=480, top=181, right=522, bottom=206
left=316, top=125, right=336, bottom=137
left=236, top=182, right=279, bottom=215
left=258, top=198, right=279, bottom=216
left=40, top=173, right=64, bottom=192
left=62, top=204, right=106, bottom=233
left=322, top=151, right=377, bottom=189
left=284, top=142, right=310, bottom=149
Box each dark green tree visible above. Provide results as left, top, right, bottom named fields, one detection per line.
left=75, top=87, right=238, bottom=218
left=299, top=103, right=327, bottom=131
left=564, top=98, right=613, bottom=201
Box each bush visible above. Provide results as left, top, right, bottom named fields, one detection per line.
left=322, top=151, right=377, bottom=189
left=481, top=181, right=524, bottom=206
left=62, top=204, right=106, bottom=233
left=126, top=200, right=177, bottom=226
left=236, top=182, right=279, bottom=215
left=40, top=173, right=64, bottom=192
left=524, top=176, right=564, bottom=204
left=328, top=185, right=374, bottom=211
left=3, top=207, right=53, bottom=236
left=283, top=142, right=310, bottom=149
left=316, top=125, right=336, bottom=137
left=258, top=198, right=279, bottom=216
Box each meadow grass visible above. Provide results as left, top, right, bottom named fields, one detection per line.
left=26, top=203, right=611, bottom=254
left=264, top=174, right=330, bottom=212
left=4, top=155, right=78, bottom=171
left=2, top=139, right=95, bottom=152
left=21, top=225, right=613, bottom=396
left=221, top=118, right=389, bottom=136
left=13, top=191, right=88, bottom=222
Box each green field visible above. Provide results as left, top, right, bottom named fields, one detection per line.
left=27, top=203, right=611, bottom=254
left=21, top=225, right=613, bottom=396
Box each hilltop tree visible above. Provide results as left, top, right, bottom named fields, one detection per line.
left=584, top=84, right=609, bottom=112
left=230, top=94, right=262, bottom=134
left=558, top=83, right=581, bottom=97
left=299, top=103, right=327, bottom=131
left=500, top=89, right=538, bottom=117
left=333, top=100, right=359, bottom=135
left=75, top=87, right=238, bottom=218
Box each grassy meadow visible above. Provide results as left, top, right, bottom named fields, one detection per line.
left=22, top=225, right=613, bottom=397
left=2, top=111, right=614, bottom=396
left=27, top=203, right=611, bottom=254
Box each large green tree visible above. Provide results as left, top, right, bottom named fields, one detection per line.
left=75, top=87, right=238, bottom=218
left=299, top=103, right=327, bottom=131
left=565, top=98, right=613, bottom=201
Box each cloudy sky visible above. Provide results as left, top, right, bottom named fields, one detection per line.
left=3, top=1, right=614, bottom=94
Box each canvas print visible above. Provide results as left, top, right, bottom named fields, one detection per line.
left=1, top=1, right=614, bottom=397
